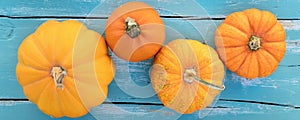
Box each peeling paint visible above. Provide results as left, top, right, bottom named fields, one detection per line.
left=280, top=20, right=300, bottom=30
left=0, top=101, right=29, bottom=106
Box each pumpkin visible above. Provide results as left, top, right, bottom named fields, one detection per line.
left=105, top=1, right=165, bottom=62
left=16, top=20, right=115, bottom=118
left=150, top=39, right=225, bottom=114
left=215, top=8, right=286, bottom=79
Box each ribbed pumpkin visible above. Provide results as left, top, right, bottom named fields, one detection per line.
left=106, top=1, right=165, bottom=62
left=215, top=8, right=286, bottom=79
left=16, top=20, right=115, bottom=118
left=151, top=39, right=225, bottom=114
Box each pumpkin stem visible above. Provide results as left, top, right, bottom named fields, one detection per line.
left=248, top=35, right=261, bottom=51
left=125, top=17, right=141, bottom=38
left=183, top=68, right=225, bottom=91
left=50, top=66, right=67, bottom=89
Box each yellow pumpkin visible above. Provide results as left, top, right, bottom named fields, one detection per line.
left=16, top=20, right=115, bottom=118
left=151, top=39, right=225, bottom=114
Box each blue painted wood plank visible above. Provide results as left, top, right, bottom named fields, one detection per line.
left=0, top=101, right=299, bottom=120
left=0, top=18, right=299, bottom=107
left=0, top=101, right=96, bottom=120
left=0, top=0, right=300, bottom=19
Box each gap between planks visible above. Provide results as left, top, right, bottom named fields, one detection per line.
left=0, top=98, right=299, bottom=109
left=1, top=15, right=300, bottom=20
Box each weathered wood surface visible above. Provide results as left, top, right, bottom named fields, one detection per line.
left=1, top=100, right=299, bottom=120
left=0, top=0, right=300, bottom=119
left=1, top=0, right=300, bottom=19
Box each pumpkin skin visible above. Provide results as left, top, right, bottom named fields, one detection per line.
left=106, top=1, right=165, bottom=62
left=215, top=8, right=286, bottom=79
left=151, top=39, right=225, bottom=114
left=16, top=20, right=115, bottom=118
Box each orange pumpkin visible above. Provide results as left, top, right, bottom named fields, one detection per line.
left=215, top=8, right=286, bottom=79
left=151, top=39, right=225, bottom=114
left=106, top=1, right=165, bottom=62
left=16, top=20, right=115, bottom=118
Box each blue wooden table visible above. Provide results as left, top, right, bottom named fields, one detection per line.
left=1, top=0, right=300, bottom=119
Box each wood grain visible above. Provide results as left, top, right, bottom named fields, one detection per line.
left=1, top=0, right=300, bottom=19
left=0, top=0, right=300, bottom=119
left=0, top=100, right=299, bottom=120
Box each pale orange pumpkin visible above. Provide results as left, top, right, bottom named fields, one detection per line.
left=106, top=1, right=165, bottom=62
left=151, top=39, right=225, bottom=114
left=215, top=8, right=286, bottom=79
left=16, top=20, right=115, bottom=118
